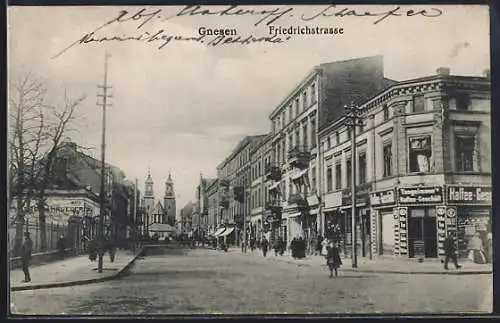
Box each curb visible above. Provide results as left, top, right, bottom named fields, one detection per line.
left=10, top=248, right=146, bottom=292
left=278, top=259, right=492, bottom=275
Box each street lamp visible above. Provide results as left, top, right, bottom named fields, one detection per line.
left=345, top=101, right=363, bottom=269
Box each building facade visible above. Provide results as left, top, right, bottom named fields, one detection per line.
left=267, top=56, right=394, bottom=253
left=179, top=201, right=194, bottom=234
left=216, top=135, right=267, bottom=245
left=163, top=172, right=176, bottom=226
left=318, top=67, right=491, bottom=260
left=249, top=135, right=272, bottom=242
left=206, top=178, right=219, bottom=235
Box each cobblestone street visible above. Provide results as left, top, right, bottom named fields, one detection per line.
left=11, top=248, right=492, bottom=315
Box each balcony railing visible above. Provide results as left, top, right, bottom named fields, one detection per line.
left=288, top=193, right=309, bottom=209
left=265, top=163, right=282, bottom=181
left=265, top=200, right=283, bottom=214
left=288, top=145, right=311, bottom=170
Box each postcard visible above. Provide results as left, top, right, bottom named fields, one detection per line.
left=8, top=4, right=492, bottom=316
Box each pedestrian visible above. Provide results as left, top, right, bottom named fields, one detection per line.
left=57, top=235, right=67, bottom=260
left=325, top=242, right=342, bottom=278
left=88, top=238, right=98, bottom=262
left=467, top=232, right=487, bottom=264
left=443, top=235, right=461, bottom=270
left=291, top=237, right=297, bottom=259
left=273, top=238, right=281, bottom=256
left=316, top=234, right=324, bottom=256
left=262, top=237, right=269, bottom=257
left=250, top=237, right=256, bottom=252
left=21, top=232, right=33, bottom=283
left=279, top=237, right=285, bottom=256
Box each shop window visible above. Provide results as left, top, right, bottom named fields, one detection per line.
left=456, top=93, right=471, bottom=111
left=455, top=136, right=475, bottom=172
left=408, top=136, right=432, bottom=173
left=326, top=166, right=333, bottom=192
left=408, top=208, right=437, bottom=258
left=383, top=142, right=393, bottom=177
left=412, top=94, right=425, bottom=113
left=335, top=163, right=342, bottom=190
left=346, top=159, right=352, bottom=188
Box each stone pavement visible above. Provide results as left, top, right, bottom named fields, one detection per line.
left=10, top=250, right=141, bottom=291
left=231, top=248, right=492, bottom=275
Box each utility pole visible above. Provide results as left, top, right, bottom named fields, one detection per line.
left=97, top=52, right=112, bottom=273
left=345, top=102, right=362, bottom=269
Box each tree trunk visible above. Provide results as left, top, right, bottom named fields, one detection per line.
left=39, top=199, right=47, bottom=251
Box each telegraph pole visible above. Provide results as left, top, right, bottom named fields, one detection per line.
left=345, top=102, right=361, bottom=269
left=133, top=177, right=138, bottom=253
left=97, top=52, right=112, bottom=273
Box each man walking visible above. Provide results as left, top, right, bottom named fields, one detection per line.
left=57, top=235, right=67, bottom=260
left=443, top=235, right=461, bottom=270
left=21, top=232, right=33, bottom=282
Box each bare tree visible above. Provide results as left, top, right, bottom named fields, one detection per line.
left=9, top=72, right=86, bottom=254
left=35, top=91, right=85, bottom=251
left=8, top=72, right=47, bottom=256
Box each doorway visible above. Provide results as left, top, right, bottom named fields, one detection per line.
left=408, top=208, right=437, bottom=258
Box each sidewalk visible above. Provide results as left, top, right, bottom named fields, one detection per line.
left=232, top=248, right=492, bottom=275
left=10, top=249, right=142, bottom=291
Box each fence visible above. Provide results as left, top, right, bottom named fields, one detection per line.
left=9, top=220, right=68, bottom=254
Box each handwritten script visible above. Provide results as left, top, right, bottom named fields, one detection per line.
left=51, top=5, right=443, bottom=59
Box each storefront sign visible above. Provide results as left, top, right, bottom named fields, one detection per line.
left=370, top=189, right=396, bottom=207
left=447, top=186, right=492, bottom=204
left=398, top=186, right=443, bottom=205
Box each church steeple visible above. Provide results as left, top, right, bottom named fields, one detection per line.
left=164, top=170, right=174, bottom=198
left=145, top=167, right=154, bottom=198
left=163, top=170, right=176, bottom=226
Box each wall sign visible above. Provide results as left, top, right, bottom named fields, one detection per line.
left=446, top=186, right=492, bottom=204
left=370, top=189, right=396, bottom=207
left=398, top=186, right=443, bottom=205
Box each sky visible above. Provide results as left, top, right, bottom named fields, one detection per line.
left=8, top=4, right=490, bottom=214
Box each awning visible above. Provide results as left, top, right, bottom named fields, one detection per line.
left=219, top=227, right=235, bottom=237
left=291, top=168, right=309, bottom=181
left=214, top=227, right=226, bottom=237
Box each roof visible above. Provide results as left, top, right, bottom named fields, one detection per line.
left=217, top=134, right=267, bottom=170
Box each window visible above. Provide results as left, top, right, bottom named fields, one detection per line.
left=383, top=142, right=393, bottom=177
left=311, top=119, right=316, bottom=148
left=327, top=136, right=331, bottom=149
left=276, top=143, right=281, bottom=164
left=295, top=129, right=300, bottom=148
left=282, top=182, right=287, bottom=200
left=295, top=98, right=300, bottom=116
left=347, top=128, right=352, bottom=141
left=311, top=167, right=317, bottom=192
left=346, top=158, right=352, bottom=188
left=383, top=104, right=389, bottom=121
left=288, top=182, right=293, bottom=198
left=289, top=105, right=293, bottom=121
left=359, top=120, right=364, bottom=133
left=282, top=139, right=286, bottom=162
left=409, top=136, right=432, bottom=173
left=359, top=152, right=367, bottom=184
left=335, top=132, right=340, bottom=144
left=303, top=123, right=308, bottom=148
left=456, top=93, right=471, bottom=111
left=412, top=94, right=425, bottom=113
left=303, top=92, right=308, bottom=110
left=326, top=166, right=333, bottom=192
left=282, top=111, right=286, bottom=127
left=288, top=134, right=293, bottom=151
left=455, top=136, right=475, bottom=172
left=311, top=83, right=316, bottom=103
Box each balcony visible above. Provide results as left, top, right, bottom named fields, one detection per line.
left=265, top=200, right=283, bottom=214
left=288, top=145, right=311, bottom=169
left=265, top=163, right=282, bottom=181
left=288, top=193, right=309, bottom=211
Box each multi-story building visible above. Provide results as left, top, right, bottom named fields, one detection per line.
left=249, top=134, right=272, bottom=242
left=267, top=56, right=395, bottom=252
left=206, top=178, right=219, bottom=235
left=179, top=201, right=194, bottom=234
left=318, top=67, right=491, bottom=260
left=193, top=175, right=217, bottom=235
left=216, top=135, right=267, bottom=245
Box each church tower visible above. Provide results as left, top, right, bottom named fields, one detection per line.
left=144, top=168, right=155, bottom=231
left=163, top=170, right=176, bottom=226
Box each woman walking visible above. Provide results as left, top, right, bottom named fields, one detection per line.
left=325, top=241, right=342, bottom=278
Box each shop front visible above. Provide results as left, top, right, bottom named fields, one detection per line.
left=369, top=188, right=396, bottom=256
left=341, top=184, right=371, bottom=258
left=396, top=186, right=444, bottom=259
left=322, top=191, right=343, bottom=240
left=446, top=185, right=492, bottom=261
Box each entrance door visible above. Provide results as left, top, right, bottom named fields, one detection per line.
left=408, top=208, right=437, bottom=258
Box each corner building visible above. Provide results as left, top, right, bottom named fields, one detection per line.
left=319, top=67, right=491, bottom=260
left=267, top=56, right=395, bottom=253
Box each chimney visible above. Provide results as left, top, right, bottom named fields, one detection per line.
left=436, top=67, right=451, bottom=76
left=483, top=69, right=491, bottom=79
